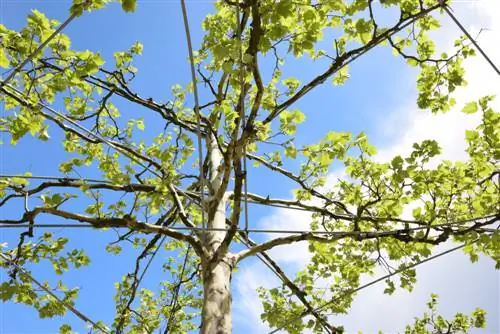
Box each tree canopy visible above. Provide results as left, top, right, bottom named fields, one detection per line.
left=0, top=0, right=498, bottom=333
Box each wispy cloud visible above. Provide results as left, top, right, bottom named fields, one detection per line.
left=233, top=2, right=500, bottom=333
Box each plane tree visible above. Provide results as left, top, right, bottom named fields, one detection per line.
left=0, top=0, right=498, bottom=333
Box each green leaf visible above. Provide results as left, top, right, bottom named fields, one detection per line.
left=121, top=0, right=136, bottom=12
left=462, top=102, right=478, bottom=114
left=136, top=119, right=145, bottom=130
left=130, top=41, right=143, bottom=54
left=0, top=48, right=9, bottom=68
left=333, top=66, right=349, bottom=85
left=59, top=324, right=73, bottom=334
left=242, top=54, right=254, bottom=64
left=222, top=62, right=232, bottom=73
left=213, top=45, right=230, bottom=59
left=284, top=143, right=297, bottom=159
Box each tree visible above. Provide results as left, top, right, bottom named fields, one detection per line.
left=0, top=0, right=498, bottom=333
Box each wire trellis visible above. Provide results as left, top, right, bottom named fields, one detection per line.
left=0, top=215, right=497, bottom=234
left=1, top=1, right=500, bottom=333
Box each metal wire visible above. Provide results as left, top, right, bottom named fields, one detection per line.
left=0, top=216, right=497, bottom=234
left=268, top=241, right=473, bottom=333
left=443, top=2, right=500, bottom=76
left=2, top=84, right=163, bottom=179
left=180, top=0, right=206, bottom=229
left=0, top=12, right=77, bottom=88
left=0, top=252, right=110, bottom=333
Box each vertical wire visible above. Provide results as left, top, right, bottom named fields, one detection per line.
left=236, top=3, right=250, bottom=234
left=180, top=0, right=206, bottom=229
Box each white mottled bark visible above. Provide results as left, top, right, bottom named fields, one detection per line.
left=201, top=259, right=232, bottom=334
left=200, top=132, right=233, bottom=333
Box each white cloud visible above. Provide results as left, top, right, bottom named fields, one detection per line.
left=234, top=2, right=500, bottom=332
left=233, top=261, right=280, bottom=333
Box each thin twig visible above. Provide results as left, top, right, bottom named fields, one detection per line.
left=0, top=253, right=109, bottom=333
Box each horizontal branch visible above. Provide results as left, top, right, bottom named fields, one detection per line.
left=235, top=215, right=499, bottom=262
left=0, top=207, right=205, bottom=257
left=242, top=192, right=464, bottom=227
left=245, top=192, right=353, bottom=220
left=0, top=179, right=157, bottom=207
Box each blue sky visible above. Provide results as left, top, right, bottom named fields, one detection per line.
left=1, top=1, right=499, bottom=333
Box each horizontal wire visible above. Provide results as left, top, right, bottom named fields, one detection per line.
left=0, top=217, right=497, bottom=234
left=1, top=175, right=498, bottom=231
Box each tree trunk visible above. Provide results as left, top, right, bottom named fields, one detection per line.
left=201, top=260, right=232, bottom=334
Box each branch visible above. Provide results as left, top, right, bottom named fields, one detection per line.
left=116, top=234, right=163, bottom=333
left=0, top=207, right=205, bottom=257
left=2, top=85, right=167, bottom=176
left=0, top=252, right=110, bottom=333
left=0, top=180, right=156, bottom=207
left=164, top=245, right=193, bottom=333
left=262, top=3, right=442, bottom=124
left=0, top=11, right=77, bottom=87
left=235, top=215, right=499, bottom=261
left=246, top=153, right=352, bottom=215
left=244, top=192, right=353, bottom=221
left=38, top=59, right=203, bottom=135
left=238, top=232, right=339, bottom=333
left=269, top=239, right=473, bottom=334
left=214, top=157, right=246, bottom=259
left=166, top=184, right=206, bottom=243
left=244, top=0, right=264, bottom=130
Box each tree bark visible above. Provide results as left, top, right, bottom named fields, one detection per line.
left=200, top=131, right=235, bottom=333
left=201, top=259, right=232, bottom=334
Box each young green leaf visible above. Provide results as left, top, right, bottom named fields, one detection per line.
left=121, top=0, right=136, bottom=12
left=462, top=101, right=478, bottom=114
